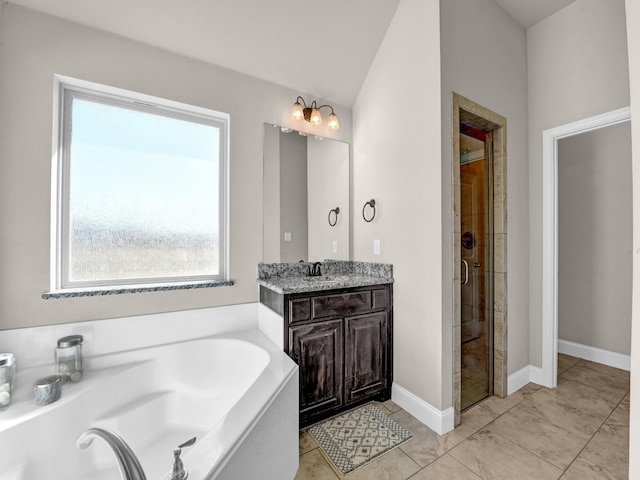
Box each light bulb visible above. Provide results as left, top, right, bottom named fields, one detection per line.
left=310, top=108, right=322, bottom=126
left=291, top=102, right=304, bottom=121
left=327, top=112, right=340, bottom=131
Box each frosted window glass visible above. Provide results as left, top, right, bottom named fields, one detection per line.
left=65, top=97, right=223, bottom=284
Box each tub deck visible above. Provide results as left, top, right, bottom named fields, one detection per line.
left=0, top=329, right=298, bottom=480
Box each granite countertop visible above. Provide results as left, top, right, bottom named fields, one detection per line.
left=257, top=260, right=393, bottom=294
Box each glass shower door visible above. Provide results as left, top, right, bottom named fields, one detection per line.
left=460, top=133, right=493, bottom=410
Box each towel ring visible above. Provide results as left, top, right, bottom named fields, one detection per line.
left=362, top=199, right=376, bottom=223
left=328, top=207, right=340, bottom=227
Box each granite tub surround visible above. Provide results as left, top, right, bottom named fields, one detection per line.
left=257, top=260, right=393, bottom=294
left=42, top=279, right=234, bottom=299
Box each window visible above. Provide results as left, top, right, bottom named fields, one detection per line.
left=50, top=76, right=229, bottom=294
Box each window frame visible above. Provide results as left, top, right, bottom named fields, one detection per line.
left=50, top=75, right=230, bottom=294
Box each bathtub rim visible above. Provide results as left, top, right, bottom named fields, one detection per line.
left=1, top=327, right=298, bottom=480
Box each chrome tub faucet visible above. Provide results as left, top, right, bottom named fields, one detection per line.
left=77, top=427, right=197, bottom=480
left=77, top=428, right=146, bottom=480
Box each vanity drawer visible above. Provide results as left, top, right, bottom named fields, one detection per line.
left=289, top=298, right=311, bottom=323
left=312, top=291, right=372, bottom=319
left=372, top=288, right=389, bottom=310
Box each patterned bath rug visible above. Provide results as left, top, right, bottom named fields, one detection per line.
left=308, top=404, right=412, bottom=475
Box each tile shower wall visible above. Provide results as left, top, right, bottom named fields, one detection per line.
left=460, top=158, right=487, bottom=338
left=460, top=157, right=490, bottom=409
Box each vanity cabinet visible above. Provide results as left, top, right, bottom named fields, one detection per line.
left=344, top=311, right=388, bottom=403
left=290, top=319, right=344, bottom=418
left=260, top=283, right=393, bottom=427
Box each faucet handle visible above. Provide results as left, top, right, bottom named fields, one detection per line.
left=167, top=437, right=196, bottom=480
left=178, top=437, right=196, bottom=449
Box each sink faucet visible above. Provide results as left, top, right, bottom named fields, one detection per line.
left=77, top=428, right=146, bottom=480
left=307, top=262, right=322, bottom=277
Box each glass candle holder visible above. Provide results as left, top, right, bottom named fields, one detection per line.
left=0, top=353, right=16, bottom=410
left=56, top=335, right=84, bottom=382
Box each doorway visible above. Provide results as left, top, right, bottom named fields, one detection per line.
left=541, top=107, right=631, bottom=388
left=452, top=93, right=507, bottom=424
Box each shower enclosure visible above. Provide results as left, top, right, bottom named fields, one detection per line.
left=452, top=93, right=507, bottom=423
left=460, top=121, right=494, bottom=410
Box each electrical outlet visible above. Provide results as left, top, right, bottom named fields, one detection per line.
left=284, top=232, right=292, bottom=242
left=332, top=240, right=338, bottom=253
left=373, top=239, right=381, bottom=255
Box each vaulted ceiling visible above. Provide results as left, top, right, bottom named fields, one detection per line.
left=493, top=0, right=578, bottom=29
left=6, top=0, right=578, bottom=106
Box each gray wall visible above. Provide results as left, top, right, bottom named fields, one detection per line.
left=527, top=0, right=630, bottom=365
left=353, top=0, right=443, bottom=407
left=440, top=0, right=530, bottom=379
left=279, top=132, right=308, bottom=262
left=558, top=122, right=632, bottom=355
left=262, top=126, right=281, bottom=263
left=624, top=1, right=640, bottom=474
left=0, top=5, right=352, bottom=330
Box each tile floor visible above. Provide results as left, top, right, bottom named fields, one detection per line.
left=296, top=354, right=630, bottom=479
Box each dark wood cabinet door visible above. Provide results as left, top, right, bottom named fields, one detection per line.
left=289, top=320, right=344, bottom=415
left=344, top=312, right=388, bottom=403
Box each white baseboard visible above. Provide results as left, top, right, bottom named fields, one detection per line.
left=391, top=383, right=454, bottom=435
left=508, top=365, right=544, bottom=395
left=558, top=339, right=630, bottom=371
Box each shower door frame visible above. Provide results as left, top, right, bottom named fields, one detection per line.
left=452, top=92, right=508, bottom=425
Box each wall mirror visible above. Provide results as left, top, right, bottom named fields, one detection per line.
left=263, top=123, right=350, bottom=263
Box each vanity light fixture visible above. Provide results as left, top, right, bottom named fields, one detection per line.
left=291, top=96, right=340, bottom=131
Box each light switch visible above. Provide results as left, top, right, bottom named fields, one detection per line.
left=284, top=232, right=293, bottom=242
left=332, top=240, right=338, bottom=253
left=373, top=239, right=381, bottom=255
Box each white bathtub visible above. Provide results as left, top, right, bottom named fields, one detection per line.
left=0, top=327, right=298, bottom=480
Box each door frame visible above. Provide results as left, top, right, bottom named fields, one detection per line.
left=452, top=93, right=508, bottom=425
left=540, top=106, right=631, bottom=388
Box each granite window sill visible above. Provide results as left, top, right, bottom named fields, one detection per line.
left=42, top=280, right=234, bottom=299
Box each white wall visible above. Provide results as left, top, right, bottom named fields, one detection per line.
left=625, top=0, right=640, bottom=476
left=440, top=0, right=530, bottom=379
left=527, top=0, right=630, bottom=366
left=557, top=122, right=632, bottom=355
left=0, top=5, right=352, bottom=330
left=353, top=0, right=443, bottom=408
left=307, top=137, right=350, bottom=262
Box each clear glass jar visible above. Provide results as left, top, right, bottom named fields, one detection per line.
left=0, top=353, right=16, bottom=410
left=55, top=335, right=83, bottom=382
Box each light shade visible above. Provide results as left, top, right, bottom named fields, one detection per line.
left=327, top=112, right=340, bottom=131
left=310, top=108, right=322, bottom=126
left=291, top=102, right=304, bottom=121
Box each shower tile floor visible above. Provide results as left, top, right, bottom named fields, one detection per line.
left=295, top=354, right=630, bottom=479
left=461, top=324, right=490, bottom=409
